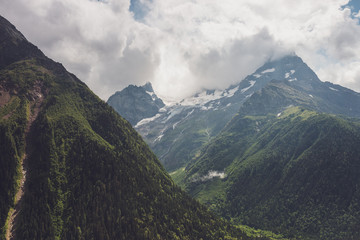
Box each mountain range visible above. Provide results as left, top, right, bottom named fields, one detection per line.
left=109, top=51, right=360, bottom=239
left=108, top=54, right=360, bottom=172
left=0, top=15, right=261, bottom=240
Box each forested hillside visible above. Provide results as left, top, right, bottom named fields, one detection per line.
left=179, top=81, right=360, bottom=239
left=0, top=15, right=261, bottom=240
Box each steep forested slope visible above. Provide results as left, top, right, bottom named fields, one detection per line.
left=0, top=15, right=259, bottom=240
left=224, top=108, right=360, bottom=240
left=180, top=81, right=360, bottom=239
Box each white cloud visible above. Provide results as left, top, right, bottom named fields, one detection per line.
left=191, top=170, right=226, bottom=182
left=189, top=28, right=289, bottom=91
left=0, top=0, right=359, bottom=101
left=317, top=61, right=360, bottom=92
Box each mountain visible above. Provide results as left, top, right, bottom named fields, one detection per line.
left=107, top=51, right=360, bottom=239
left=0, top=15, right=257, bottom=240
left=107, top=82, right=165, bottom=126
left=177, top=78, right=360, bottom=239
left=123, top=55, right=360, bottom=171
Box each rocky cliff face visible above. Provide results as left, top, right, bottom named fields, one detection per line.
left=107, top=82, right=165, bottom=125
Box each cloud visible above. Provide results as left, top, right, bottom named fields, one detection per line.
left=190, top=28, right=289, bottom=91
left=0, top=0, right=360, bottom=101
left=95, top=45, right=160, bottom=98
left=327, top=12, right=360, bottom=60
left=318, top=61, right=360, bottom=92
left=191, top=170, right=226, bottom=182
left=0, top=0, right=158, bottom=98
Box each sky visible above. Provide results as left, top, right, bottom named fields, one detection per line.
left=0, top=0, right=360, bottom=101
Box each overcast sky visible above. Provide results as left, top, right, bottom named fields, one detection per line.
left=0, top=0, right=359, bottom=101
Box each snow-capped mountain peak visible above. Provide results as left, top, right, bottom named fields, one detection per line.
left=110, top=54, right=360, bottom=171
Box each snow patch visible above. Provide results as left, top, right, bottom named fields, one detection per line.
left=155, top=134, right=164, bottom=142
left=285, top=70, right=295, bottom=79
left=173, top=121, right=181, bottom=130
left=165, top=106, right=184, bottom=122
left=261, top=68, right=275, bottom=74
left=181, top=90, right=223, bottom=106
left=185, top=109, right=195, bottom=118
left=329, top=87, right=339, bottom=91
left=241, top=80, right=256, bottom=93
left=159, top=107, right=167, bottom=113
left=135, top=113, right=162, bottom=128
left=253, top=74, right=261, bottom=78
left=226, top=86, right=239, bottom=98
left=172, top=110, right=194, bottom=130
left=277, top=112, right=282, bottom=117
left=309, top=94, right=313, bottom=98
left=289, top=78, right=297, bottom=82
left=201, top=104, right=215, bottom=111
left=146, top=91, right=156, bottom=101
left=226, top=103, right=231, bottom=107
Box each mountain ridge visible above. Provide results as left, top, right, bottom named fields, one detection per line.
left=177, top=78, right=360, bottom=239
left=112, top=54, right=360, bottom=172
left=108, top=52, right=360, bottom=239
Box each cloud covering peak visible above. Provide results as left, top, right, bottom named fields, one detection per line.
left=0, top=0, right=359, bottom=101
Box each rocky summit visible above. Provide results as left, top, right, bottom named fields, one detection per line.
left=107, top=82, right=165, bottom=126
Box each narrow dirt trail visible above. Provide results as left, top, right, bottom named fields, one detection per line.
left=5, top=81, right=45, bottom=240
